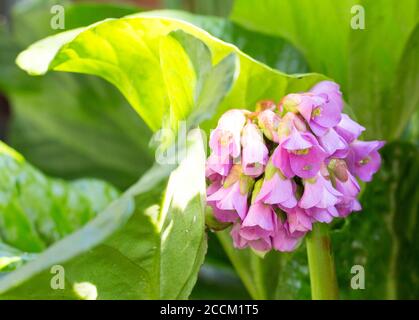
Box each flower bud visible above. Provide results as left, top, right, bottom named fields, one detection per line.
left=241, top=122, right=269, bottom=177
left=257, top=109, right=280, bottom=142
left=209, top=109, right=247, bottom=158
left=255, top=100, right=276, bottom=112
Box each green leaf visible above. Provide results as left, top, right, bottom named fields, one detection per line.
left=164, top=0, right=233, bottom=17
left=159, top=29, right=237, bottom=135
left=231, top=0, right=419, bottom=141
left=402, top=109, right=419, bottom=144
left=0, top=129, right=207, bottom=299
left=0, top=140, right=120, bottom=271
left=347, top=0, right=419, bottom=140
left=379, top=22, right=419, bottom=140
left=0, top=243, right=36, bottom=273
left=141, top=10, right=309, bottom=73
left=16, top=14, right=326, bottom=135
left=231, top=0, right=357, bottom=89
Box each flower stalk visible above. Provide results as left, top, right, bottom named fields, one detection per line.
left=306, top=223, right=339, bottom=300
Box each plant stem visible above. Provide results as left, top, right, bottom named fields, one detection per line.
left=306, top=223, right=339, bottom=300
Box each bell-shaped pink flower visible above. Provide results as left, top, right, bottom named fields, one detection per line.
left=209, top=109, right=247, bottom=158
left=231, top=221, right=273, bottom=252
left=231, top=222, right=249, bottom=249
left=334, top=168, right=362, bottom=217
left=239, top=202, right=276, bottom=251
left=207, top=181, right=248, bottom=220
left=272, top=127, right=327, bottom=179
left=318, top=128, right=348, bottom=158
left=335, top=113, right=365, bottom=144
left=305, top=206, right=340, bottom=223
left=206, top=175, right=239, bottom=223
left=208, top=203, right=239, bottom=223
left=272, top=218, right=304, bottom=252
left=206, top=151, right=232, bottom=177
left=310, top=81, right=343, bottom=112
left=299, top=173, right=343, bottom=223
left=255, top=162, right=297, bottom=209
left=241, top=122, right=269, bottom=177
left=346, top=140, right=385, bottom=182
left=275, top=111, right=307, bottom=142
left=286, top=207, right=313, bottom=233
left=258, top=109, right=280, bottom=143
left=207, top=165, right=253, bottom=220
left=294, top=81, right=343, bottom=136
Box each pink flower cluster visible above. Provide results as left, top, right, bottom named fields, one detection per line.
left=206, top=81, right=384, bottom=253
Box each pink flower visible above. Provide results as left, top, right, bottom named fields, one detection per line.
left=310, top=81, right=343, bottom=113
left=206, top=176, right=239, bottom=223
left=272, top=219, right=304, bottom=252
left=208, top=203, right=239, bottom=223
left=241, top=122, right=269, bottom=177
left=286, top=207, right=313, bottom=233
left=318, top=128, right=348, bottom=158
left=231, top=221, right=273, bottom=252
left=205, top=81, right=384, bottom=254
left=207, top=165, right=253, bottom=220
left=258, top=109, right=280, bottom=142
left=335, top=113, right=365, bottom=144
left=239, top=202, right=276, bottom=252
left=299, top=173, right=343, bottom=223
left=206, top=152, right=232, bottom=177
left=209, top=109, right=247, bottom=158
left=334, top=173, right=362, bottom=217
left=292, top=81, right=343, bottom=136
left=231, top=222, right=249, bottom=249
left=272, top=127, right=327, bottom=179
left=276, top=111, right=307, bottom=141
left=255, top=163, right=297, bottom=209
left=346, top=140, right=385, bottom=182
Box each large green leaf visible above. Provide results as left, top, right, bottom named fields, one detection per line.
left=0, top=129, right=207, bottom=299
left=231, top=0, right=419, bottom=141
left=15, top=14, right=326, bottom=135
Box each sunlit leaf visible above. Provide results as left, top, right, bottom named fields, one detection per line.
left=16, top=14, right=326, bottom=134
